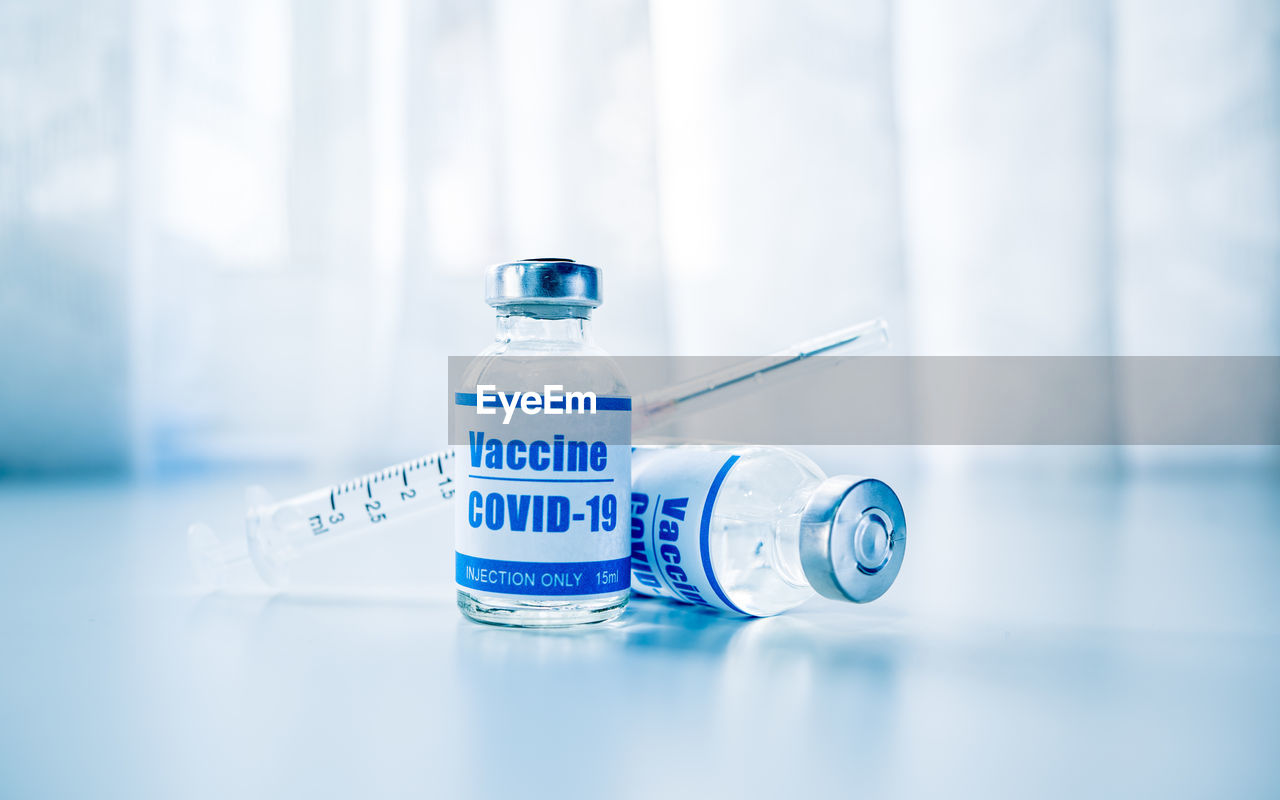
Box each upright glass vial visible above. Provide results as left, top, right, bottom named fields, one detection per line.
left=629, top=446, right=906, bottom=616
left=454, top=259, right=631, bottom=626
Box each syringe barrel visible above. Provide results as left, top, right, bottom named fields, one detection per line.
left=244, top=451, right=456, bottom=585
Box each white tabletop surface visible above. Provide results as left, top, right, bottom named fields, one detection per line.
left=2, top=457, right=1277, bottom=799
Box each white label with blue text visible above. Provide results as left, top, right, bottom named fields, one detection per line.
left=454, top=391, right=631, bottom=598
left=629, top=448, right=749, bottom=614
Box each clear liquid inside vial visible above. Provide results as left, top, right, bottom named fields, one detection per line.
left=704, top=446, right=826, bottom=617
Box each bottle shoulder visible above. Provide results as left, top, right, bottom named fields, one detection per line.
left=478, top=338, right=611, bottom=357
left=713, top=447, right=824, bottom=514
left=463, top=341, right=629, bottom=395
left=631, top=445, right=824, bottom=519
left=710, top=448, right=820, bottom=616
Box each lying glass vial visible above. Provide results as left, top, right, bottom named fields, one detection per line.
left=629, top=445, right=906, bottom=616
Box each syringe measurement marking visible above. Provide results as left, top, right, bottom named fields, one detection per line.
left=311, top=452, right=455, bottom=535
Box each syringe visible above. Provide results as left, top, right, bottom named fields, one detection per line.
left=188, top=318, right=890, bottom=588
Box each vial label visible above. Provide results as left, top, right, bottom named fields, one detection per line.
left=454, top=392, right=631, bottom=598
left=629, top=449, right=748, bottom=614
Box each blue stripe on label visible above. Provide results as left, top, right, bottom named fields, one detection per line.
left=455, top=392, right=631, bottom=411
left=467, top=474, right=614, bottom=483
left=647, top=493, right=677, bottom=598
left=700, top=455, right=748, bottom=615
left=456, top=554, right=631, bottom=596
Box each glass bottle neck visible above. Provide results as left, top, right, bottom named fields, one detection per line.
left=495, top=310, right=593, bottom=345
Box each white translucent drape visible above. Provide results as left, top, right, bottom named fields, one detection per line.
left=0, top=1, right=133, bottom=471
left=1, top=0, right=1276, bottom=474
left=1115, top=0, right=1280, bottom=358
left=650, top=0, right=906, bottom=356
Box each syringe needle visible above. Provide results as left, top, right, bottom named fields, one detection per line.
left=634, top=318, right=889, bottom=429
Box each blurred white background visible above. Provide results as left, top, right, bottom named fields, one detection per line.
left=2, top=0, right=1277, bottom=475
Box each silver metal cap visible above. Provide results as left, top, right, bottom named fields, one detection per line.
left=485, top=258, right=602, bottom=309
left=799, top=476, right=906, bottom=604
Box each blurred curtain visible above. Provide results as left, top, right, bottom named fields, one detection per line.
left=1, top=0, right=1277, bottom=473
